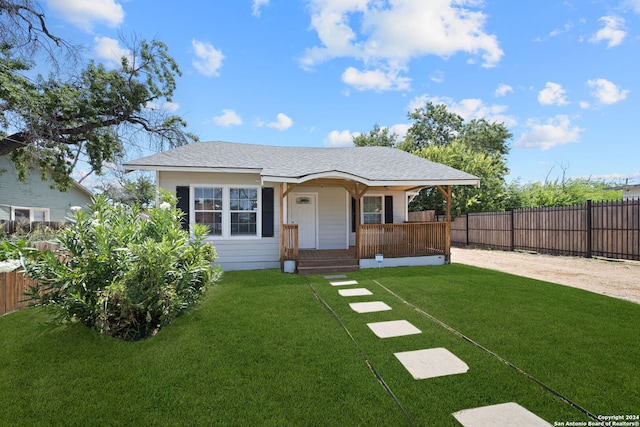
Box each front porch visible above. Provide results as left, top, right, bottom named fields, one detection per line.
left=283, top=221, right=450, bottom=274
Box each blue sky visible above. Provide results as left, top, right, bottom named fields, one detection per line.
left=40, top=0, right=640, bottom=185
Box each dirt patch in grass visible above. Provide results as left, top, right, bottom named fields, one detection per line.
left=451, top=247, right=640, bottom=305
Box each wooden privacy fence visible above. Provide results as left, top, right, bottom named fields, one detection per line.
left=0, top=269, right=37, bottom=316
left=0, top=242, right=61, bottom=317
left=450, top=199, right=640, bottom=260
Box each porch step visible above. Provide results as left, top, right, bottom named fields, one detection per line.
left=297, top=258, right=359, bottom=275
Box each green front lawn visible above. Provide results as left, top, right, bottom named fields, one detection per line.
left=0, top=265, right=637, bottom=426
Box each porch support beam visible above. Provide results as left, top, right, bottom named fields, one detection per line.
left=436, top=185, right=452, bottom=263
left=282, top=183, right=298, bottom=198
left=279, top=183, right=285, bottom=266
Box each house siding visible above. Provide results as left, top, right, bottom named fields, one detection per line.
left=0, top=156, right=92, bottom=222
left=159, top=171, right=281, bottom=271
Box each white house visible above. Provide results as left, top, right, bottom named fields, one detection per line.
left=124, top=141, right=479, bottom=273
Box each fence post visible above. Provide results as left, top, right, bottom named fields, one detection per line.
left=465, top=214, right=469, bottom=246
left=586, top=199, right=592, bottom=258
left=510, top=209, right=515, bottom=251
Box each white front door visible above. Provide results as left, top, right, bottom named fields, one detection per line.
left=290, top=194, right=317, bottom=249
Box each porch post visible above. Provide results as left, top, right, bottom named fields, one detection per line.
left=445, top=185, right=452, bottom=263
left=436, top=185, right=453, bottom=263
left=355, top=195, right=361, bottom=259
left=279, top=183, right=284, bottom=267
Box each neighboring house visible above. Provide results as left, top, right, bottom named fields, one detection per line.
left=0, top=155, right=93, bottom=224
left=605, top=184, right=640, bottom=200
left=124, top=141, right=479, bottom=272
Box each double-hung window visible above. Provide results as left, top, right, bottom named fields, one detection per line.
left=194, top=187, right=223, bottom=236
left=230, top=188, right=258, bottom=236
left=363, top=196, right=383, bottom=224
left=193, top=186, right=259, bottom=237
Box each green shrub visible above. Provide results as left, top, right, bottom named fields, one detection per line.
left=24, top=192, right=220, bottom=341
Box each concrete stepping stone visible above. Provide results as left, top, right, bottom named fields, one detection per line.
left=349, top=301, right=392, bottom=313
left=394, top=348, right=469, bottom=380
left=452, top=402, right=552, bottom=427
left=367, top=320, right=421, bottom=338
left=338, top=288, right=373, bottom=297
left=330, top=280, right=359, bottom=286
left=324, top=274, right=347, bottom=279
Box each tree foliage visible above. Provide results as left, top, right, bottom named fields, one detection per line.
left=1, top=1, right=195, bottom=190
left=412, top=140, right=508, bottom=216
left=23, top=192, right=220, bottom=341
left=352, top=123, right=397, bottom=147
left=97, top=172, right=156, bottom=208
left=505, top=178, right=622, bottom=208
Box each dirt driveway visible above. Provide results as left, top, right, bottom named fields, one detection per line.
left=450, top=247, right=640, bottom=305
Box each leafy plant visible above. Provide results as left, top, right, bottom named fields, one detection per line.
left=23, top=191, right=220, bottom=341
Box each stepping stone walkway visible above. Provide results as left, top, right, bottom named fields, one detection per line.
left=349, top=301, right=392, bottom=313
left=452, top=402, right=552, bottom=427
left=338, top=288, right=373, bottom=297
left=330, top=280, right=359, bottom=286
left=325, top=277, right=551, bottom=425
left=367, top=320, right=421, bottom=338
left=394, top=348, right=469, bottom=380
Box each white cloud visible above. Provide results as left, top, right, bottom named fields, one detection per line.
left=538, top=82, right=569, bottom=106
left=267, top=113, right=293, bottom=131
left=515, top=115, right=583, bottom=150
left=341, top=67, right=411, bottom=91
left=324, top=130, right=359, bottom=147
left=430, top=70, right=445, bottom=84
left=390, top=124, right=410, bottom=141
left=252, top=0, right=269, bottom=17
left=301, top=0, right=503, bottom=90
left=590, top=16, right=626, bottom=48
left=408, top=95, right=517, bottom=127
left=587, top=78, right=629, bottom=105
left=579, top=100, right=591, bottom=109
left=93, top=36, right=132, bottom=67
left=47, top=0, right=124, bottom=31
left=495, top=84, right=513, bottom=97
left=192, top=40, right=225, bottom=77
left=146, top=101, right=180, bottom=112
left=624, top=0, right=640, bottom=14
left=213, top=109, right=243, bottom=127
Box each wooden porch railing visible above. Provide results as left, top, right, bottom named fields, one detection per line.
left=282, top=224, right=299, bottom=261
left=359, top=222, right=450, bottom=259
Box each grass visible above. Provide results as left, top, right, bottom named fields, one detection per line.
left=0, top=265, right=638, bottom=426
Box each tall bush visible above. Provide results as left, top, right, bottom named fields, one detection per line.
left=24, top=192, right=220, bottom=341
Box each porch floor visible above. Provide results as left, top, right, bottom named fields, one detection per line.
left=297, top=247, right=359, bottom=275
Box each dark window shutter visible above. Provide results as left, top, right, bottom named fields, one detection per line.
left=176, top=186, right=190, bottom=231
left=351, top=197, right=356, bottom=232
left=262, top=187, right=274, bottom=237
left=385, top=195, right=393, bottom=224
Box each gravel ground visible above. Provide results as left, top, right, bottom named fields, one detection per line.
left=450, top=247, right=640, bottom=305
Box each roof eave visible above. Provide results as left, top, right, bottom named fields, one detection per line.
left=123, top=165, right=263, bottom=174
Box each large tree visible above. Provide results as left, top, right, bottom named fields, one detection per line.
left=357, top=102, right=513, bottom=216
left=1, top=1, right=195, bottom=190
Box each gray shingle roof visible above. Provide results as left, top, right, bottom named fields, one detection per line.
left=124, top=141, right=479, bottom=185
